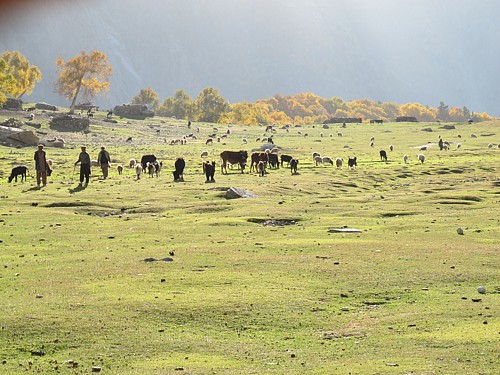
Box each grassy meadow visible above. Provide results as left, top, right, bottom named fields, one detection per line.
left=0, top=108, right=499, bottom=374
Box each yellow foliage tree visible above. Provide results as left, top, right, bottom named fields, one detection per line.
left=0, top=58, right=16, bottom=105
left=448, top=107, right=466, bottom=122
left=55, top=50, right=112, bottom=113
left=1, top=51, right=42, bottom=99
left=131, top=87, right=159, bottom=110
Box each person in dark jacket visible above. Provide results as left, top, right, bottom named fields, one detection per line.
left=97, top=146, right=111, bottom=179
left=34, top=144, right=48, bottom=188
left=75, top=146, right=91, bottom=186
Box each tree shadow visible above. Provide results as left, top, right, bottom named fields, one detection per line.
left=22, top=186, right=43, bottom=193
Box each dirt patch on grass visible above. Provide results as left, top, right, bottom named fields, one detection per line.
left=380, top=212, right=416, bottom=218
left=187, top=205, right=232, bottom=214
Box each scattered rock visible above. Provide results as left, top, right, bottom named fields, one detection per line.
left=35, top=102, right=58, bottom=111
left=92, top=366, right=102, bottom=372
left=328, top=228, right=362, bottom=234
left=477, top=286, right=486, bottom=294
left=225, top=187, right=257, bottom=199
left=35, top=294, right=43, bottom=299
left=457, top=227, right=464, bottom=235
left=50, top=115, right=89, bottom=132
left=30, top=350, right=45, bottom=356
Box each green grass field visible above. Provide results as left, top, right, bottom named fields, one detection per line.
left=0, top=109, right=498, bottom=374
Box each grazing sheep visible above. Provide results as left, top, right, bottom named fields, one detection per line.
left=135, top=164, right=143, bottom=179
left=471, top=133, right=477, bottom=138
left=389, top=145, right=394, bottom=152
left=370, top=136, right=375, bottom=142
left=129, top=158, right=137, bottom=168
left=458, top=134, right=462, bottom=138
left=488, top=143, right=493, bottom=149
left=257, top=160, right=266, bottom=177
left=147, top=163, right=155, bottom=177
left=457, top=143, right=461, bottom=149
left=329, top=134, right=333, bottom=137
left=335, top=158, right=343, bottom=169
left=322, top=157, right=334, bottom=165
left=320, top=132, right=324, bottom=137
left=380, top=150, right=388, bottom=162
left=314, top=156, right=323, bottom=166
left=29, top=113, right=35, bottom=121
left=312, top=152, right=321, bottom=160
left=206, top=138, right=213, bottom=145
left=290, top=158, right=299, bottom=175
left=242, top=138, right=247, bottom=144
left=420, top=146, right=427, bottom=151
left=46, top=159, right=53, bottom=168
left=200, top=150, right=209, bottom=158
left=155, top=161, right=162, bottom=177
left=337, top=132, right=343, bottom=137
left=117, top=165, right=123, bottom=175
left=370, top=141, right=374, bottom=147
left=418, top=154, right=426, bottom=163
left=347, top=156, right=357, bottom=169
left=403, top=155, right=409, bottom=164
left=443, top=144, right=449, bottom=151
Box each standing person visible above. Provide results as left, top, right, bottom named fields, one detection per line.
left=75, top=146, right=91, bottom=186
left=34, top=144, right=48, bottom=188
left=97, top=146, right=111, bottom=179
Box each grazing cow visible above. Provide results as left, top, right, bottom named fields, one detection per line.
left=347, top=157, right=357, bottom=169
left=322, top=156, right=334, bottom=165
left=106, top=110, right=113, bottom=119
left=173, top=158, right=185, bottom=181
left=203, top=161, right=216, bottom=182
left=117, top=165, right=123, bottom=175
left=257, top=160, right=266, bottom=176
left=280, top=154, right=293, bottom=167
left=8, top=166, right=28, bottom=183
left=220, top=150, right=248, bottom=174
left=403, top=155, right=409, bottom=164
left=267, top=153, right=279, bottom=168
left=250, top=152, right=269, bottom=172
left=380, top=150, right=388, bottom=162
left=418, top=154, right=426, bottom=163
left=135, top=164, right=143, bottom=179
left=335, top=158, right=343, bottom=169
left=290, top=158, right=299, bottom=175
left=141, top=155, right=157, bottom=171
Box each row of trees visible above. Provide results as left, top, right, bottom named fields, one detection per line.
left=138, top=89, right=493, bottom=125
left=0, top=50, right=494, bottom=124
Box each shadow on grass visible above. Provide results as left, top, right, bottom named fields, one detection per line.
left=68, top=184, right=88, bottom=194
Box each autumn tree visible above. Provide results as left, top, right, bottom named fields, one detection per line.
left=437, top=101, right=450, bottom=121
left=0, top=58, right=16, bottom=105
left=1, top=51, right=42, bottom=99
left=448, top=107, right=466, bottom=122
left=131, top=87, right=159, bottom=110
left=55, top=50, right=112, bottom=113
left=194, top=87, right=230, bottom=123
left=157, top=89, right=194, bottom=119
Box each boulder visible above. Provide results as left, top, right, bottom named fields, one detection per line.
left=35, top=102, right=58, bottom=111
left=0, top=125, right=39, bottom=146
left=225, top=187, right=257, bottom=199
left=114, top=104, right=154, bottom=120
left=2, top=98, right=23, bottom=110
left=50, top=115, right=90, bottom=132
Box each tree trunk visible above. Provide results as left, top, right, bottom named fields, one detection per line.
left=69, top=78, right=83, bottom=114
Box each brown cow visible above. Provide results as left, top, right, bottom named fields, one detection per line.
left=220, top=150, right=248, bottom=174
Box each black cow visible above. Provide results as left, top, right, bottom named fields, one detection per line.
left=8, top=166, right=28, bottom=183
left=380, top=150, right=388, bottom=162
left=280, top=154, right=293, bottom=167
left=348, top=157, right=357, bottom=169
left=203, top=161, right=216, bottom=182
left=267, top=153, right=279, bottom=168
left=220, top=150, right=248, bottom=174
left=173, top=158, right=185, bottom=181
left=141, top=155, right=157, bottom=171
left=290, top=159, right=298, bottom=175
left=250, top=152, right=269, bottom=172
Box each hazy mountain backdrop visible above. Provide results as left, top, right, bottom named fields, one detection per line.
left=1, top=0, right=499, bottom=115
